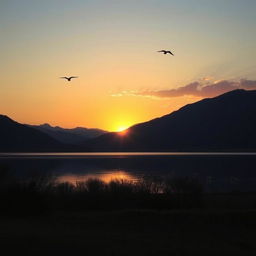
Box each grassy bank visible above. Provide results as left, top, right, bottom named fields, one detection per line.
left=0, top=173, right=204, bottom=215
left=1, top=165, right=256, bottom=215
left=1, top=166, right=256, bottom=255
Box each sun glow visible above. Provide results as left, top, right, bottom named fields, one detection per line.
left=111, top=119, right=134, bottom=133
left=116, top=126, right=128, bottom=132
left=115, top=125, right=130, bottom=136
left=57, top=170, right=136, bottom=185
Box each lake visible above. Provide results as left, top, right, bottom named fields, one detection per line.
left=1, top=152, right=256, bottom=192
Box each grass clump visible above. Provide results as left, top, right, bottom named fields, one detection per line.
left=0, top=166, right=205, bottom=215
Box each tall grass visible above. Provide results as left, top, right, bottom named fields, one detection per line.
left=2, top=165, right=256, bottom=215
left=0, top=166, right=204, bottom=215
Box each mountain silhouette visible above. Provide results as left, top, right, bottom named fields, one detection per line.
left=28, top=123, right=106, bottom=145
left=2, top=89, right=256, bottom=152
left=87, top=89, right=256, bottom=152
left=0, top=115, right=78, bottom=152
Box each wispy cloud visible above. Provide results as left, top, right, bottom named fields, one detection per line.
left=112, top=79, right=256, bottom=99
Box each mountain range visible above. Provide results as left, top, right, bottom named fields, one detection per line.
left=0, top=115, right=70, bottom=152
left=1, top=89, right=256, bottom=152
left=27, top=123, right=106, bottom=145
left=87, top=89, right=256, bottom=152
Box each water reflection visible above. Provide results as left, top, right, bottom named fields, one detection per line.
left=1, top=153, right=256, bottom=192
left=57, top=169, right=137, bottom=185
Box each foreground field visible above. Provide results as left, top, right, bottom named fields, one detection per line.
left=1, top=209, right=256, bottom=256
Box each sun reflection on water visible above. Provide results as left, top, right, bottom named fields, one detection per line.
left=57, top=170, right=137, bottom=185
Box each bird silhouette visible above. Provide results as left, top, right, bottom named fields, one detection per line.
left=158, top=50, right=174, bottom=56
left=60, top=76, right=78, bottom=81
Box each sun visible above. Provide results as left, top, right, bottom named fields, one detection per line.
left=115, top=126, right=129, bottom=135
left=116, top=126, right=128, bottom=132
left=112, top=121, right=132, bottom=133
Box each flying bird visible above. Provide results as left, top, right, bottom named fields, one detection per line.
left=60, top=76, right=78, bottom=81
left=158, top=50, right=174, bottom=56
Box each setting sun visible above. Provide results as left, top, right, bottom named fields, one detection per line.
left=116, top=126, right=129, bottom=136
left=117, top=126, right=128, bottom=132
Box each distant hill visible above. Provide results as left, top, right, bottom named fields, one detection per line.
left=0, top=115, right=77, bottom=152
left=87, top=89, right=256, bottom=152
left=28, top=123, right=107, bottom=145
left=2, top=89, right=256, bottom=152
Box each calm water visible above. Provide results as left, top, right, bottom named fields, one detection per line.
left=1, top=152, right=256, bottom=192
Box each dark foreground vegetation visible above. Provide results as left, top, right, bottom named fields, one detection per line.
left=1, top=165, right=256, bottom=214
left=0, top=170, right=205, bottom=215
left=1, top=166, right=256, bottom=255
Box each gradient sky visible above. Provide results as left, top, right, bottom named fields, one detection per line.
left=1, top=0, right=256, bottom=131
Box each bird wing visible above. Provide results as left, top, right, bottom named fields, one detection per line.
left=70, top=76, right=78, bottom=79
left=60, top=77, right=68, bottom=79
left=167, top=51, right=174, bottom=55
left=157, top=50, right=165, bottom=52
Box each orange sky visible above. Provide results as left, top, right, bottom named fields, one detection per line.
left=1, top=1, right=256, bottom=131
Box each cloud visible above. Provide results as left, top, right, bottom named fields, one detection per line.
left=113, top=79, right=256, bottom=99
